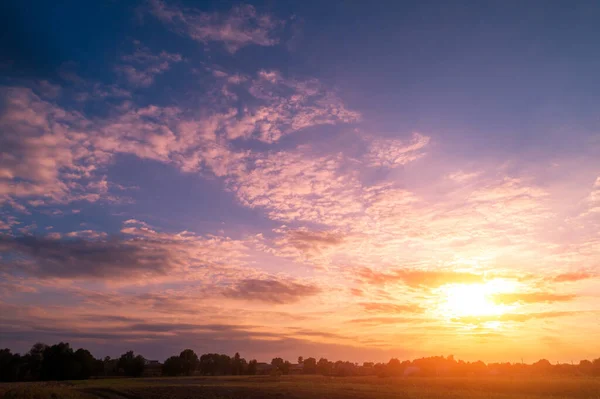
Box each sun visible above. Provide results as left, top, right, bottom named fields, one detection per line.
left=439, top=280, right=515, bottom=318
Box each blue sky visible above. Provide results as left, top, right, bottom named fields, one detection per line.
left=1, top=0, right=599, bottom=362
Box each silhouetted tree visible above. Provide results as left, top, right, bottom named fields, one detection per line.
left=247, top=359, right=258, bottom=375
left=179, top=349, right=199, bottom=375
left=162, top=356, right=185, bottom=376
left=592, top=358, right=600, bottom=376
left=117, top=351, right=145, bottom=377
left=41, top=342, right=79, bottom=381
left=74, top=348, right=96, bottom=379
left=24, top=343, right=47, bottom=380
left=199, top=353, right=232, bottom=375
left=3, top=341, right=600, bottom=381
left=232, top=352, right=244, bottom=375
left=388, top=358, right=402, bottom=376
left=271, top=357, right=284, bottom=372
left=303, top=357, right=317, bottom=374
left=317, top=358, right=331, bottom=375
left=0, top=349, right=22, bottom=382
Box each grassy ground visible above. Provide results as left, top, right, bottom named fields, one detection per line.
left=1, top=375, right=600, bottom=399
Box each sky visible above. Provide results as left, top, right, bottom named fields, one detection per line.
left=0, top=0, right=599, bottom=363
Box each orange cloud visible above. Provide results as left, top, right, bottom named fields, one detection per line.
left=491, top=292, right=576, bottom=305
left=346, top=316, right=423, bottom=325
left=453, top=311, right=578, bottom=324
left=359, top=302, right=424, bottom=314
left=358, top=267, right=484, bottom=288
left=552, top=271, right=595, bottom=283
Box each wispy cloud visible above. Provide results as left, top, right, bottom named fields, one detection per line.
left=0, top=235, right=177, bottom=279
left=357, top=267, right=484, bottom=288
left=491, top=292, right=576, bottom=305
left=552, top=271, right=595, bottom=283
left=116, top=44, right=182, bottom=87
left=365, top=133, right=430, bottom=168
left=148, top=1, right=283, bottom=53
left=453, top=311, right=580, bottom=324
left=359, top=302, right=424, bottom=314
left=0, top=220, right=255, bottom=283
left=223, top=70, right=360, bottom=142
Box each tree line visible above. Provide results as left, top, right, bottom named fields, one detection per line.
left=2, top=342, right=600, bottom=382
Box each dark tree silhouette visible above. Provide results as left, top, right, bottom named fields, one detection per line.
left=74, top=348, right=96, bottom=379
left=40, top=343, right=80, bottom=381
left=162, top=356, right=185, bottom=376
left=303, top=357, right=317, bottom=374
left=247, top=359, right=258, bottom=375
left=117, top=351, right=145, bottom=377
left=179, top=349, right=199, bottom=376
left=24, top=343, right=47, bottom=380
left=2, top=341, right=600, bottom=381
left=317, top=358, right=331, bottom=375
left=0, top=349, right=22, bottom=382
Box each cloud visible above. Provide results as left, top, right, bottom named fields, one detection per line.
left=0, top=215, right=19, bottom=230
left=365, top=133, right=430, bottom=168
left=1, top=64, right=359, bottom=211
left=116, top=45, right=182, bottom=87
left=491, top=292, right=576, bottom=305
left=271, top=228, right=346, bottom=262
left=359, top=302, right=424, bottom=314
left=0, top=235, right=177, bottom=279
left=64, top=230, right=109, bottom=240
left=552, top=271, right=595, bottom=283
left=0, top=87, right=113, bottom=206
left=148, top=1, right=283, bottom=53
left=284, top=229, right=344, bottom=248
left=580, top=177, right=600, bottom=217
left=0, top=221, right=254, bottom=282
left=357, top=267, right=484, bottom=288
left=453, top=311, right=579, bottom=324
left=223, top=278, right=321, bottom=304
left=222, top=70, right=360, bottom=143
left=346, top=316, right=423, bottom=325
left=228, top=149, right=364, bottom=224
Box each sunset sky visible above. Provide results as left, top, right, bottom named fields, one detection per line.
left=1, top=0, right=599, bottom=363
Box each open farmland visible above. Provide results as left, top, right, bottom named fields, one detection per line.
left=2, top=375, right=600, bottom=399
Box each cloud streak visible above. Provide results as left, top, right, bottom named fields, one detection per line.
left=491, top=292, right=576, bottom=305
left=357, top=267, right=484, bottom=288
left=223, top=278, right=321, bottom=304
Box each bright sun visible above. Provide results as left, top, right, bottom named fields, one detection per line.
left=439, top=280, right=515, bottom=318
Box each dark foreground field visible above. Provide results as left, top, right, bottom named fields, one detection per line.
left=1, top=375, right=600, bottom=399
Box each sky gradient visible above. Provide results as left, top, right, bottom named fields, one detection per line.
left=1, top=0, right=599, bottom=363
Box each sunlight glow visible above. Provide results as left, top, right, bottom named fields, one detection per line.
left=439, top=279, right=516, bottom=318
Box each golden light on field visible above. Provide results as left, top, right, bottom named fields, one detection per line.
left=439, top=279, right=517, bottom=318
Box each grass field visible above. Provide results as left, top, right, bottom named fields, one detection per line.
left=1, top=375, right=600, bottom=399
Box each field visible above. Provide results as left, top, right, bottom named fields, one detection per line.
left=1, top=375, right=600, bottom=399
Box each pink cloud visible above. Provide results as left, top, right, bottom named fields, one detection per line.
left=365, top=133, right=430, bottom=168
left=116, top=45, right=182, bottom=87
left=223, top=71, right=360, bottom=142
left=148, top=1, right=284, bottom=53
left=0, top=87, right=111, bottom=206
left=552, top=271, right=595, bottom=283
